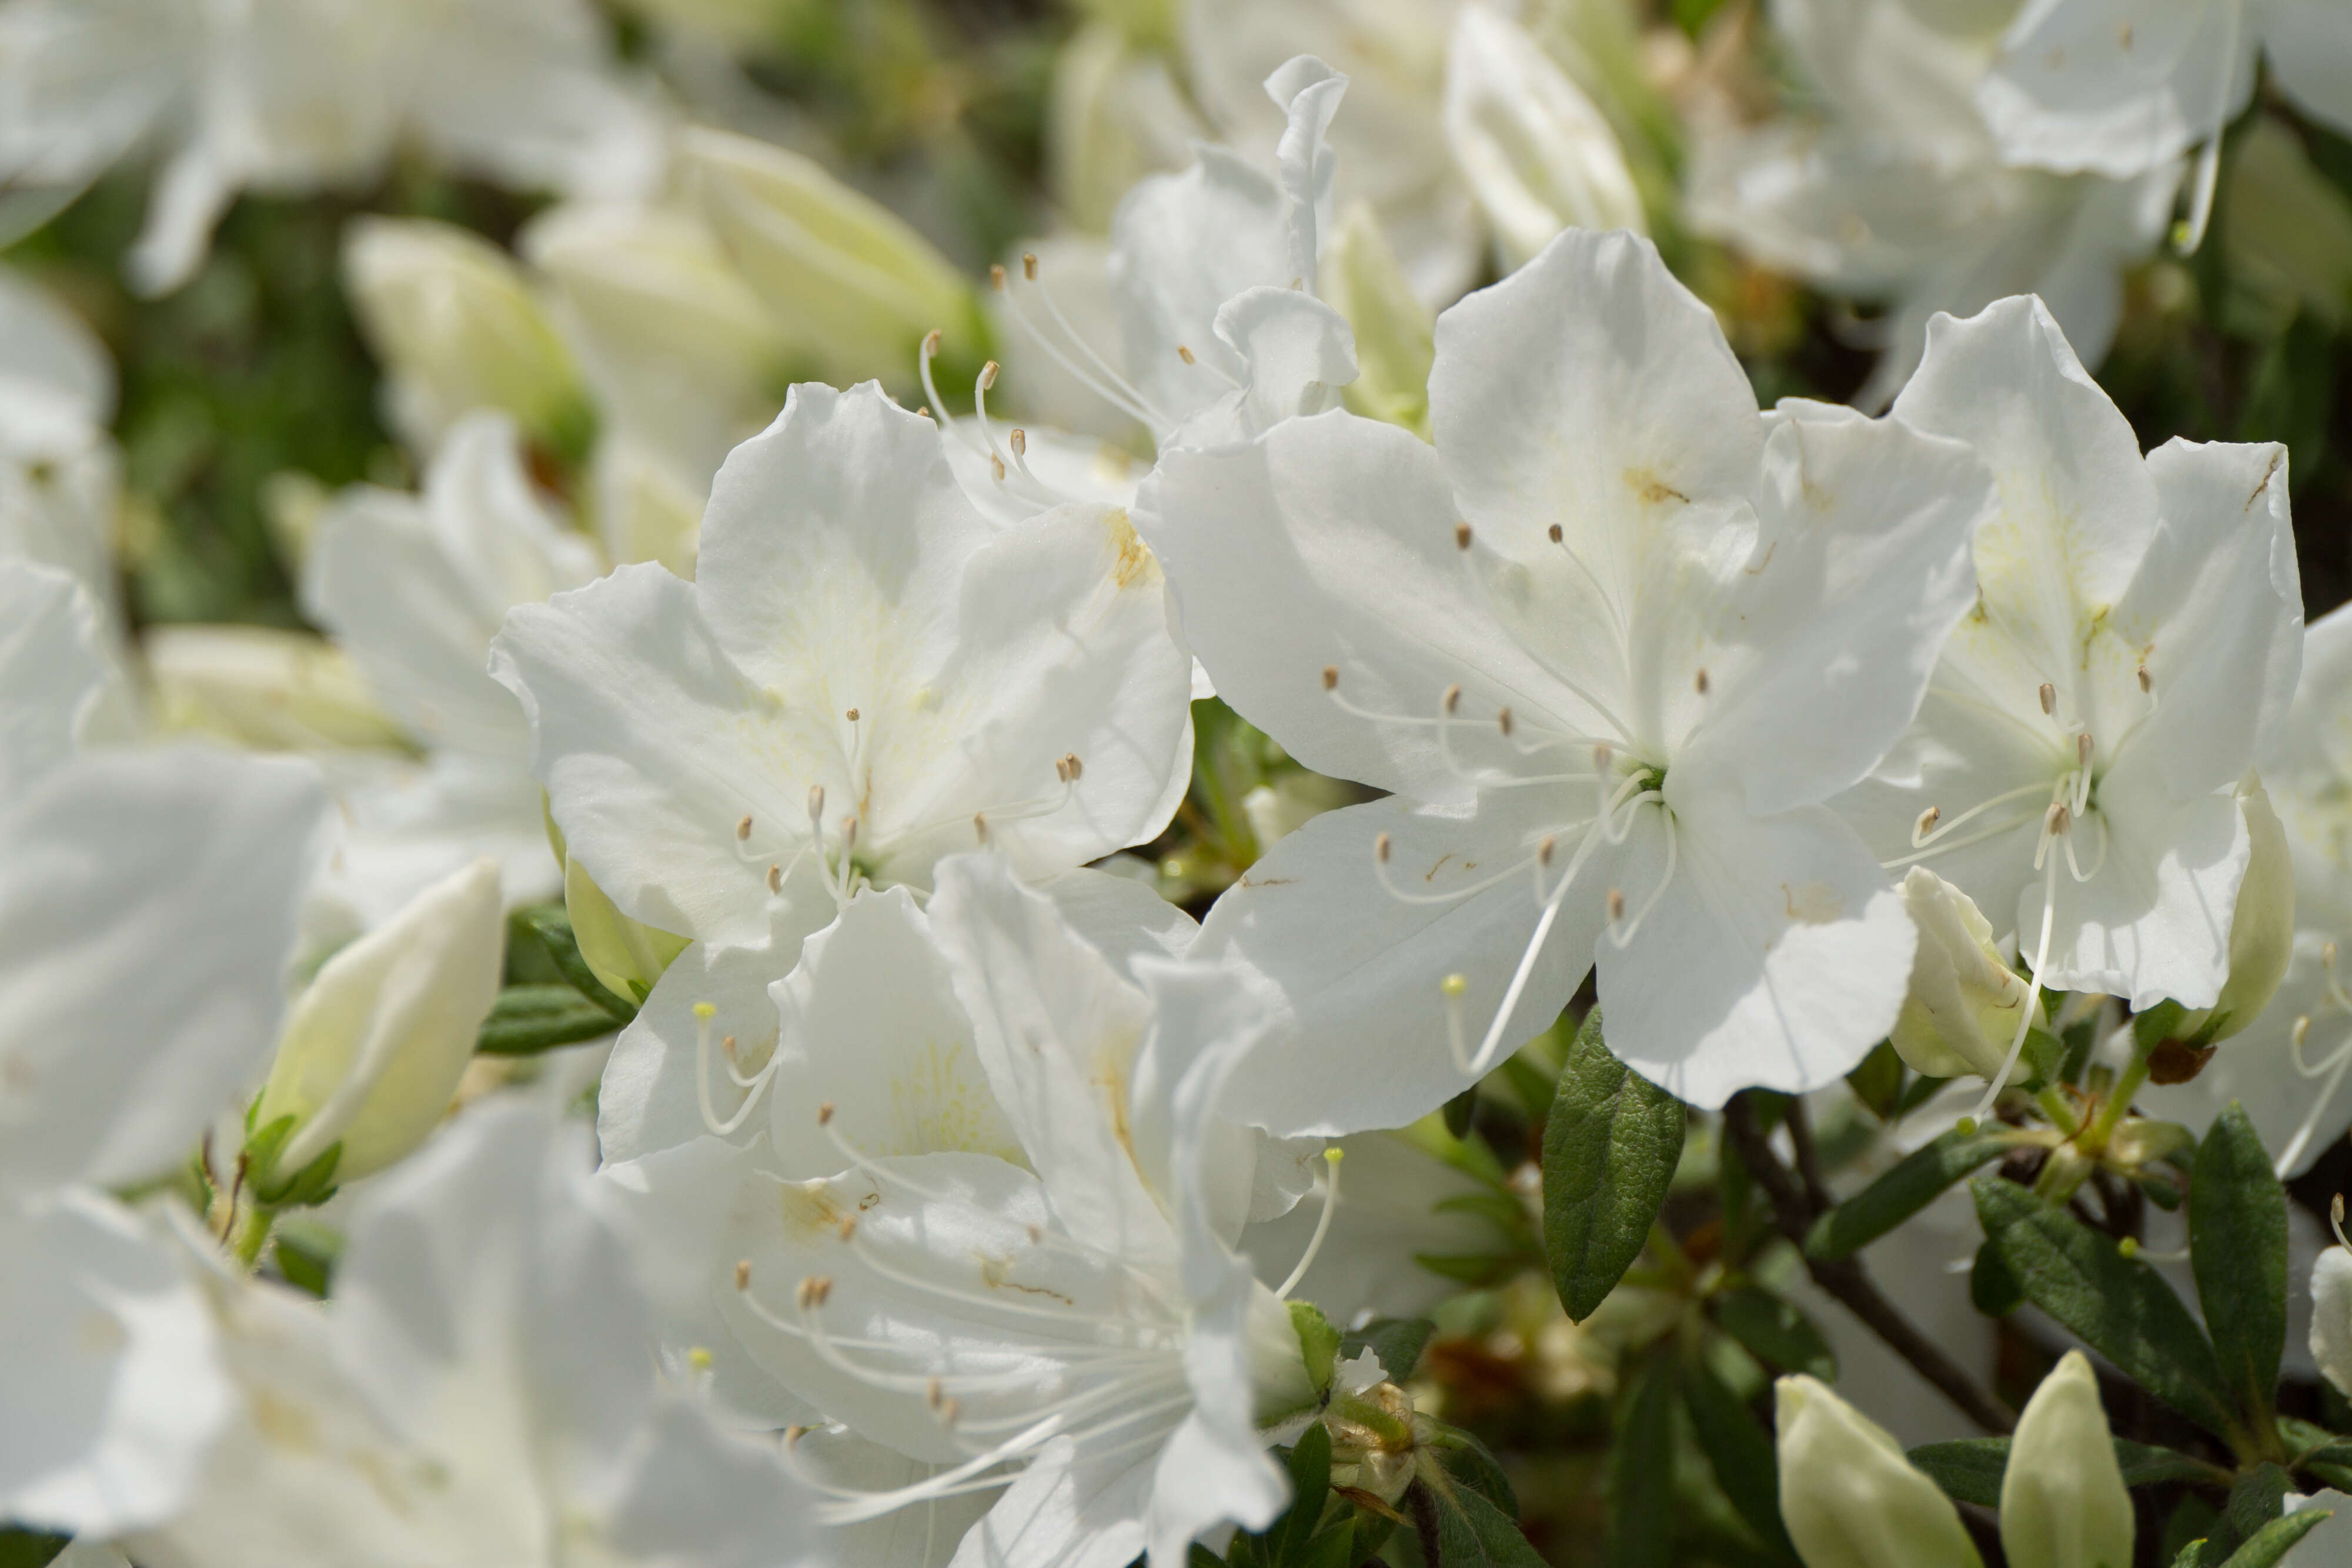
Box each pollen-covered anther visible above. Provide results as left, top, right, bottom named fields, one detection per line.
left=1375, top=832, right=1393, bottom=864
left=808, top=784, right=827, bottom=818
left=2077, top=733, right=2093, bottom=767
left=1061, top=751, right=1083, bottom=781
left=1021, top=252, right=1038, bottom=281
left=721, top=1035, right=739, bottom=1062
left=1440, top=973, right=1468, bottom=999
left=991, top=454, right=1005, bottom=482
left=1177, top=345, right=1196, bottom=365
left=2039, top=681, right=2056, bottom=716
left=1592, top=743, right=1613, bottom=771
left=927, top=1378, right=946, bottom=1410
left=736, top=813, right=753, bottom=841
left=817, top=1101, right=836, bottom=1126
left=1608, top=887, right=1626, bottom=922
left=1498, top=707, right=1514, bottom=736
left=1916, top=805, right=1941, bottom=838
left=1443, top=684, right=1462, bottom=716
left=1694, top=668, right=1709, bottom=696
left=840, top=817, right=859, bottom=854
left=1538, top=835, right=1557, bottom=867
left=1454, top=522, right=1474, bottom=550
left=797, top=1275, right=833, bottom=1311
left=1547, top=523, right=1563, bottom=543
left=767, top=863, right=782, bottom=893
left=989, top=264, right=1007, bottom=292
left=923, top=327, right=943, bottom=354
left=1321, top=665, right=1339, bottom=691
left=846, top=707, right=860, bottom=723
left=2046, top=803, right=2073, bottom=835
left=973, top=811, right=990, bottom=845
left=1010, top=428, right=1027, bottom=458
left=980, top=360, right=1000, bottom=392
left=734, top=1259, right=752, bottom=1291
left=2137, top=664, right=2153, bottom=693
left=2294, top=1015, right=2313, bottom=1049
left=836, top=1216, right=857, bottom=1243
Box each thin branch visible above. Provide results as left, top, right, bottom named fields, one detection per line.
left=1783, top=1098, right=1836, bottom=1215
left=1722, top=1094, right=2016, bottom=1435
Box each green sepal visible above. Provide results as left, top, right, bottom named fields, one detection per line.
left=1290, top=1300, right=1341, bottom=1396
left=477, top=982, right=630, bottom=1056
left=516, top=903, right=639, bottom=1022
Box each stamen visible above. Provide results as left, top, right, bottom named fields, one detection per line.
left=1606, top=888, right=1625, bottom=922
left=1916, top=806, right=1940, bottom=839
left=698, top=1001, right=780, bottom=1137
left=1322, top=666, right=1338, bottom=691
left=768, top=863, right=783, bottom=893
left=2333, top=1193, right=2350, bottom=1253
left=2279, top=1015, right=2352, bottom=1176
left=993, top=258, right=1174, bottom=435
left=1454, top=523, right=1473, bottom=550
left=2138, top=664, right=2152, bottom=694
left=2039, top=683, right=2056, bottom=716
left=919, top=330, right=988, bottom=462
left=1275, top=1148, right=1345, bottom=1299
left=1693, top=668, right=1709, bottom=696
left=737, top=814, right=753, bottom=841
left=2077, top=733, right=2093, bottom=768
left=1969, top=824, right=2063, bottom=1124
left=1176, top=345, right=1195, bottom=365
left=1021, top=252, right=1037, bottom=282
left=1498, top=707, right=1514, bottom=737
left=1548, top=524, right=1562, bottom=543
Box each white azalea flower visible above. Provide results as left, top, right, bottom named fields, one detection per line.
left=0, top=0, right=667, bottom=296
left=118, top=1101, right=827, bottom=1568
left=1837, top=296, right=2302, bottom=1111
left=0, top=266, right=123, bottom=621
left=604, top=854, right=1322, bottom=1568
left=1140, top=227, right=1992, bottom=1129
left=1, top=557, right=329, bottom=1536
left=490, top=379, right=1194, bottom=968
left=2146, top=601, right=2352, bottom=1175
left=1980, top=0, right=2352, bottom=189
left=1686, top=0, right=2179, bottom=408
left=303, top=409, right=602, bottom=919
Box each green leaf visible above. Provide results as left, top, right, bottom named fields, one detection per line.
left=517, top=904, right=638, bottom=1022
left=2221, top=1464, right=2291, bottom=1556
left=1425, top=1421, right=1518, bottom=1516
left=1271, top=1423, right=1332, bottom=1563
left=1428, top=1480, right=1549, bottom=1568
left=1970, top=1239, right=2024, bottom=1317
left=1682, top=1355, right=1796, bottom=1559
left=1608, top=1357, right=1677, bottom=1568
left=1907, top=1436, right=2229, bottom=1507
left=1339, top=1318, right=1434, bottom=1383
left=1712, top=1286, right=1836, bottom=1382
left=1444, top=1084, right=1479, bottom=1139
left=0, top=1530, right=67, bottom=1568
left=1805, top=1125, right=2017, bottom=1262
left=477, top=982, right=630, bottom=1056
left=2190, top=1102, right=2288, bottom=1428
left=1845, top=1041, right=1905, bottom=1122
left=1290, top=1301, right=1341, bottom=1396
left=1972, top=1178, right=2242, bottom=1443
left=2216, top=1510, right=2331, bottom=1567
left=1542, top=1009, right=1685, bottom=1321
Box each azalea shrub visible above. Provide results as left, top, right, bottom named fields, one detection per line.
left=8, top=2, right=2352, bottom=1568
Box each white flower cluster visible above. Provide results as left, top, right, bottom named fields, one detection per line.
left=3, top=3, right=2352, bottom=1567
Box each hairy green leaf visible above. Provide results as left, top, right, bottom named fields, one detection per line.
left=1972, top=1178, right=2241, bottom=1442
left=1429, top=1481, right=1549, bottom=1568
left=2216, top=1509, right=2332, bottom=1567
left=1542, top=1009, right=1684, bottom=1321
left=1339, top=1318, right=1435, bottom=1383
left=1806, top=1125, right=2018, bottom=1262
left=1608, top=1358, right=1677, bottom=1568
left=1682, top=1355, right=1796, bottom=1559
left=477, top=982, right=628, bottom=1056
left=2190, top=1103, right=2288, bottom=1428
left=1907, top=1436, right=2229, bottom=1507
left=1712, top=1286, right=1836, bottom=1382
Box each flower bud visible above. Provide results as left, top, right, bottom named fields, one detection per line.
left=2000, top=1351, right=2133, bottom=1568
left=342, top=218, right=589, bottom=457
left=1775, top=1375, right=1983, bottom=1568
left=1890, top=867, right=2044, bottom=1081
left=2313, top=1246, right=2352, bottom=1399
left=2179, top=778, right=2293, bottom=1045
left=565, top=852, right=690, bottom=1005
left=143, top=624, right=406, bottom=751
left=1443, top=4, right=1646, bottom=272
left=681, top=128, right=985, bottom=389
left=250, top=858, right=506, bottom=1191
left=1047, top=23, right=1202, bottom=233
left=1320, top=201, right=1435, bottom=436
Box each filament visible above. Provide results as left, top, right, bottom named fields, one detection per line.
left=1275, top=1148, right=1344, bottom=1299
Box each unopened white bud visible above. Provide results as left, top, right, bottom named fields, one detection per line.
left=252, top=859, right=505, bottom=1188
left=1775, top=1376, right=1983, bottom=1568
left=1890, top=867, right=2044, bottom=1081
left=2000, top=1352, right=2133, bottom=1568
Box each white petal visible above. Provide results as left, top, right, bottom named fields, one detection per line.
left=0, top=749, right=328, bottom=1193
left=599, top=938, right=786, bottom=1167
left=948, top=1436, right=1152, bottom=1568
left=2314, top=1250, right=2352, bottom=1398
left=1265, top=55, right=1347, bottom=292
left=2141, top=933, right=2343, bottom=1176
left=1202, top=793, right=1607, bottom=1137
left=1140, top=410, right=1602, bottom=801
left=1145, top=1261, right=1291, bottom=1566
left=0, top=557, right=115, bottom=801
left=0, top=1192, right=230, bottom=1536
left=1033, top=866, right=1200, bottom=979
left=1110, top=149, right=1290, bottom=429
left=1681, top=401, right=1989, bottom=814
left=600, top=1396, right=826, bottom=1568
left=2113, top=438, right=2301, bottom=801
left=1598, top=785, right=1915, bottom=1109
left=2266, top=0, right=2352, bottom=138
left=1980, top=0, right=2252, bottom=177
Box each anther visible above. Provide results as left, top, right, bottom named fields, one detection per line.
left=1916, top=805, right=1941, bottom=837
left=1593, top=743, right=1612, bottom=771
left=836, top=1217, right=857, bottom=1242
left=797, top=1275, right=833, bottom=1310
left=2137, top=664, right=2152, bottom=693
left=808, top=784, right=826, bottom=818
left=927, top=1378, right=946, bottom=1410
left=687, top=1346, right=713, bottom=1371
left=840, top=817, right=858, bottom=854
left=923, top=328, right=942, bottom=354
left=734, top=1259, right=751, bottom=1290
left=973, top=811, right=990, bottom=845
left=980, top=361, right=999, bottom=392
left=2046, top=803, right=2072, bottom=835
left=2038, top=682, right=2056, bottom=716
left=1055, top=755, right=1070, bottom=783
left=1061, top=752, right=1083, bottom=780
left=2077, top=733, right=2093, bottom=767
left=1608, top=887, right=1626, bottom=922
left=817, top=1102, right=836, bottom=1126
left=916, top=406, right=933, bottom=422
left=2328, top=941, right=2340, bottom=970
left=938, top=1397, right=961, bottom=1427
left=1177, top=345, right=1196, bottom=365
left=1443, top=684, right=1462, bottom=716
left=736, top=814, right=753, bottom=841
left=2295, top=1017, right=2313, bottom=1049
left=1376, top=833, right=1393, bottom=864
left=722, top=1036, right=737, bottom=1060
left=1321, top=666, right=1339, bottom=691
left=991, top=454, right=1005, bottom=482
left=1010, top=429, right=1027, bottom=457
left=1538, top=835, right=1557, bottom=867
left=1547, top=523, right=1563, bottom=543
left=768, top=864, right=782, bottom=892
left=784, top=1425, right=807, bottom=1446
left=1454, top=522, right=1474, bottom=550
left=2334, top=1193, right=2351, bottom=1253
left=990, top=263, right=1007, bottom=291
left=1498, top=707, right=1514, bottom=736
left=1694, top=668, right=1709, bottom=696
left=846, top=707, right=860, bottom=723
left=1021, top=252, right=1038, bottom=281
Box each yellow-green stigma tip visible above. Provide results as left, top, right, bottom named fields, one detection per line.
left=687, top=1346, right=714, bottom=1370
left=1955, top=1116, right=1978, bottom=1136
left=2117, top=1237, right=2140, bottom=1259
left=1324, top=1147, right=1344, bottom=1165
left=693, top=1001, right=717, bottom=1020
left=1441, top=973, right=1468, bottom=999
